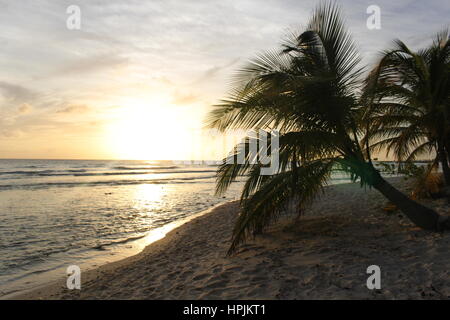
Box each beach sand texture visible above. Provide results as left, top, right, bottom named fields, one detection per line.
left=15, top=178, right=450, bottom=300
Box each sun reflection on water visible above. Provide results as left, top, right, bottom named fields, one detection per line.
left=132, top=183, right=166, bottom=214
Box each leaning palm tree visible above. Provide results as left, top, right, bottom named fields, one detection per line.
left=363, top=29, right=450, bottom=186
left=206, top=2, right=450, bottom=254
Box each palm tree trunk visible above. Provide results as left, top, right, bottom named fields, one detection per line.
left=370, top=167, right=449, bottom=231
left=438, top=144, right=450, bottom=186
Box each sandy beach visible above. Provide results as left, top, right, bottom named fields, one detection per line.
left=13, top=177, right=450, bottom=300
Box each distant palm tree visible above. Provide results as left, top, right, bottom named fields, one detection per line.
left=363, top=30, right=450, bottom=186
left=206, top=2, right=450, bottom=254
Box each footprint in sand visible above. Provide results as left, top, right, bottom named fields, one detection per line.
left=205, top=279, right=228, bottom=289
left=224, top=266, right=243, bottom=272
left=192, top=273, right=209, bottom=281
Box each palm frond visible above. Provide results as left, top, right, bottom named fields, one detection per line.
left=228, top=159, right=334, bottom=254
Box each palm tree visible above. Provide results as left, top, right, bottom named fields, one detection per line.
left=206, top=2, right=450, bottom=254
left=363, top=30, right=450, bottom=186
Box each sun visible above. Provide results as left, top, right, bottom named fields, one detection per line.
left=106, top=97, right=193, bottom=160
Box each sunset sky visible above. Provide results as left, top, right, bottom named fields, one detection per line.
left=0, top=0, right=448, bottom=160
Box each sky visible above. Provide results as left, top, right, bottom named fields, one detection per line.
left=0, top=0, right=449, bottom=160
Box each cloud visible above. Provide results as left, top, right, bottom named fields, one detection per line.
left=0, top=81, right=36, bottom=103
left=201, top=58, right=241, bottom=80
left=0, top=129, right=23, bottom=138
left=56, top=104, right=90, bottom=114
left=17, top=103, right=33, bottom=114
left=54, top=54, right=129, bottom=76
left=171, top=91, right=199, bottom=105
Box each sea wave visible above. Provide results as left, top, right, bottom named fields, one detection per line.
left=0, top=169, right=216, bottom=177
left=0, top=169, right=86, bottom=175
left=0, top=175, right=218, bottom=190
left=93, top=234, right=147, bottom=250
left=113, top=166, right=179, bottom=170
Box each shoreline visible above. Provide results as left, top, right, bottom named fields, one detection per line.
left=11, top=177, right=450, bottom=299
left=3, top=201, right=235, bottom=300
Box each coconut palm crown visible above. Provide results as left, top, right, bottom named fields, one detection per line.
left=363, top=29, right=450, bottom=185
